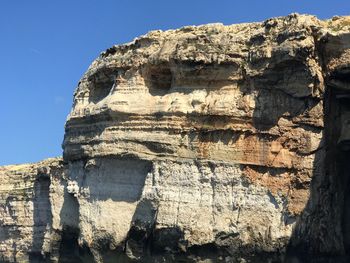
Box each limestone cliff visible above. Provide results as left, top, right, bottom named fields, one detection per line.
left=1, top=14, right=350, bottom=262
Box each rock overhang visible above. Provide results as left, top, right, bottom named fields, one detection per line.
left=63, top=14, right=329, bottom=167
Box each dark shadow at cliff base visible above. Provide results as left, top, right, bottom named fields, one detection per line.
left=58, top=226, right=94, bottom=263
left=124, top=200, right=300, bottom=262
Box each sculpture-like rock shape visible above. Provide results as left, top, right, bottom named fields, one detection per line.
left=1, top=14, right=350, bottom=262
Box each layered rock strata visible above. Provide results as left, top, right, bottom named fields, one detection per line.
left=1, top=14, right=350, bottom=262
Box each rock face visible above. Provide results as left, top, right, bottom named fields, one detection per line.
left=1, top=14, right=350, bottom=262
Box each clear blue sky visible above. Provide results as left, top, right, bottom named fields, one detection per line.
left=0, top=1, right=348, bottom=165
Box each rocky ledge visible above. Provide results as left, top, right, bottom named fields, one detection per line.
left=1, top=14, right=350, bottom=262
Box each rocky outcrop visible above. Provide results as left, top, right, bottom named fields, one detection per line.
left=0, top=159, right=65, bottom=262
left=1, top=14, right=350, bottom=262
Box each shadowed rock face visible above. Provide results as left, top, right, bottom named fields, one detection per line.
left=1, top=14, right=350, bottom=262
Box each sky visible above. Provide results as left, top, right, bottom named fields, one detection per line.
left=0, top=1, right=349, bottom=165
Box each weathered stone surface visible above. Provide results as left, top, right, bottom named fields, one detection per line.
left=1, top=14, right=350, bottom=262
left=0, top=158, right=65, bottom=262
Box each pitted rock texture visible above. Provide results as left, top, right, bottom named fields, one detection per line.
left=1, top=14, right=350, bottom=262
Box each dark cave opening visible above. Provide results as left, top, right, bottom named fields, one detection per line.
left=142, top=64, right=173, bottom=96
left=329, top=77, right=350, bottom=254
left=341, top=150, right=350, bottom=253
left=87, top=69, right=118, bottom=104
left=89, top=77, right=115, bottom=104
left=337, top=96, right=350, bottom=254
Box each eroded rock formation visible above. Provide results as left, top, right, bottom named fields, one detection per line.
left=1, top=14, right=350, bottom=262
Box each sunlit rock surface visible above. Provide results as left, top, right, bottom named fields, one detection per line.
left=1, top=14, right=350, bottom=262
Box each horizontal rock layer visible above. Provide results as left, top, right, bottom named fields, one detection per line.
left=1, top=14, right=350, bottom=262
